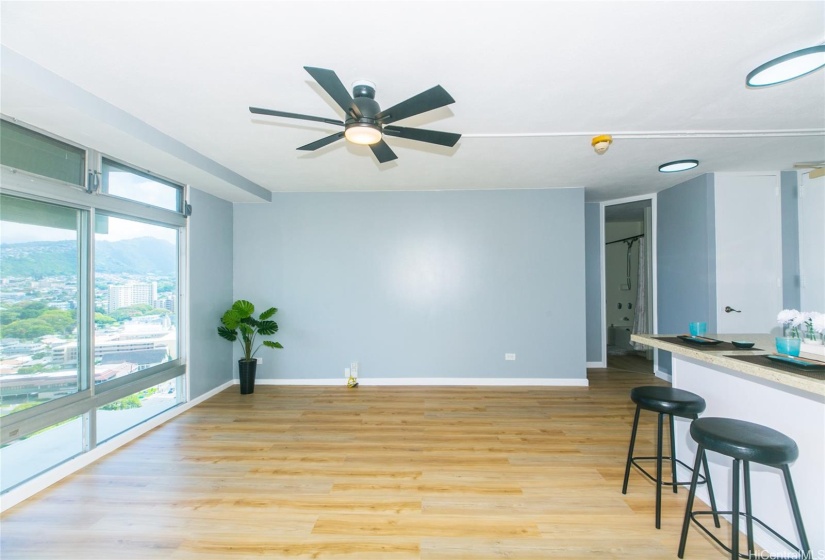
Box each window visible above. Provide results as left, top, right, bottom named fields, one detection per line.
left=0, top=416, right=83, bottom=492
left=0, top=195, right=83, bottom=416
left=0, top=119, right=85, bottom=186
left=96, top=380, right=180, bottom=444
left=94, top=215, right=178, bottom=383
left=101, top=158, right=182, bottom=212
left=0, top=120, right=187, bottom=495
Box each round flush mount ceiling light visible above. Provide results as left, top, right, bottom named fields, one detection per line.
left=658, top=159, right=699, bottom=173
left=746, top=45, right=825, bottom=88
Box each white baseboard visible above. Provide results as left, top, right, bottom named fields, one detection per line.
left=586, top=361, right=607, bottom=368
left=0, top=379, right=234, bottom=513
left=253, top=378, right=345, bottom=386
left=250, top=377, right=589, bottom=387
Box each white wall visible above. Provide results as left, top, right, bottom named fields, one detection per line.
left=232, top=189, right=587, bottom=384
left=799, top=173, right=825, bottom=312
left=188, top=188, right=234, bottom=397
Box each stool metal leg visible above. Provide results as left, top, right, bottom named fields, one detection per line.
left=743, top=460, right=754, bottom=557
left=781, top=464, right=811, bottom=557
left=669, top=413, right=678, bottom=494
left=678, top=444, right=705, bottom=559
left=700, top=451, right=721, bottom=528
left=731, top=458, right=740, bottom=560
left=656, top=412, right=664, bottom=529
left=622, top=404, right=641, bottom=494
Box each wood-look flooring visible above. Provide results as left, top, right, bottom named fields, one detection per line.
left=1, top=364, right=739, bottom=559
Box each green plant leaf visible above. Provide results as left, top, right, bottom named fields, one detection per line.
left=217, top=326, right=237, bottom=341
left=259, top=307, right=277, bottom=320
left=241, top=316, right=259, bottom=328
left=262, top=341, right=283, bottom=349
left=238, top=323, right=254, bottom=336
left=257, top=320, right=278, bottom=335
left=232, top=300, right=254, bottom=318
left=221, top=309, right=241, bottom=329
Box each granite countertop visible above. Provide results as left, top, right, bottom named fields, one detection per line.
left=631, top=333, right=825, bottom=398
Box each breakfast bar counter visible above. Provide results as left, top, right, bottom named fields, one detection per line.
left=634, top=333, right=825, bottom=397
left=631, top=333, right=825, bottom=556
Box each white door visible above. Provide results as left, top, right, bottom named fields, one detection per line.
left=715, top=173, right=783, bottom=334
left=799, top=173, right=825, bottom=312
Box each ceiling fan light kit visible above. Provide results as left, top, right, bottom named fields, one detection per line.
left=345, top=123, right=382, bottom=145
left=249, top=66, right=460, bottom=163
left=746, top=44, right=825, bottom=87
left=658, top=159, right=699, bottom=173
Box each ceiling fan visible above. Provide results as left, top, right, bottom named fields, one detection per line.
left=250, top=67, right=460, bottom=163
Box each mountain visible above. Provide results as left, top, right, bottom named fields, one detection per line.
left=1, top=237, right=176, bottom=278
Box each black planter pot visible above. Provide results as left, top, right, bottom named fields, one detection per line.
left=238, top=359, right=257, bottom=395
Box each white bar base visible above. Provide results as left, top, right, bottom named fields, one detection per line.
left=800, top=341, right=825, bottom=358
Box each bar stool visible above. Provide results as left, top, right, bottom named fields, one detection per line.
left=678, top=417, right=811, bottom=560
left=622, top=386, right=719, bottom=529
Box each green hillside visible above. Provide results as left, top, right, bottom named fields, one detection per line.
left=1, top=237, right=176, bottom=278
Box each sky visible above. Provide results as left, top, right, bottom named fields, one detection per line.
left=1, top=174, right=179, bottom=244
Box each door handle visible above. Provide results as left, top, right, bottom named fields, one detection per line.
left=724, top=306, right=741, bottom=313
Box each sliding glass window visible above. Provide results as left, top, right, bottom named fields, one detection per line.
left=0, top=118, right=188, bottom=494
left=0, top=195, right=83, bottom=416
left=94, top=214, right=178, bottom=382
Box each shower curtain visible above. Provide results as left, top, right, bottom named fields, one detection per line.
left=631, top=237, right=648, bottom=350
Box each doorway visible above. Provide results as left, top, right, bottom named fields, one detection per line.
left=602, top=197, right=655, bottom=372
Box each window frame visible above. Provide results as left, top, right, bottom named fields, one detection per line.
left=98, top=155, right=185, bottom=213
left=0, top=120, right=188, bottom=459
left=0, top=116, right=88, bottom=189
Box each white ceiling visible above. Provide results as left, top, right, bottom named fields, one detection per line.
left=1, top=1, right=824, bottom=203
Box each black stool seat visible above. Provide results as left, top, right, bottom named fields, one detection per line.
left=678, top=417, right=810, bottom=560
left=690, top=417, right=799, bottom=465
left=631, top=386, right=706, bottom=417
left=622, top=386, right=717, bottom=530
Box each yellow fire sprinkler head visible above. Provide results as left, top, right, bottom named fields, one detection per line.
left=591, top=134, right=613, bottom=155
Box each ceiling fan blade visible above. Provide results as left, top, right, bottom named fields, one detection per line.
left=297, top=132, right=345, bottom=151
left=369, top=140, right=398, bottom=163
left=303, top=66, right=362, bottom=119
left=383, top=125, right=461, bottom=147
left=375, top=85, right=455, bottom=125
left=250, top=107, right=344, bottom=127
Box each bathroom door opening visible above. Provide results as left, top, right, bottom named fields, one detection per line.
left=603, top=197, right=655, bottom=370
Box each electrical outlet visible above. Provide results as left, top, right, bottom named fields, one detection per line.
left=505, top=353, right=516, bottom=361
left=256, top=357, right=263, bottom=364
left=350, top=362, right=358, bottom=377
left=344, top=367, right=351, bottom=378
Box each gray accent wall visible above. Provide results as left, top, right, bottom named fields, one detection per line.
left=233, top=188, right=586, bottom=381
left=584, top=202, right=603, bottom=364
left=780, top=171, right=800, bottom=310
left=656, top=174, right=716, bottom=374
left=188, top=187, right=234, bottom=398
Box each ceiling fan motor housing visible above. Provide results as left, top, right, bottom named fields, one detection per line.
left=350, top=95, right=380, bottom=123
left=352, top=81, right=376, bottom=99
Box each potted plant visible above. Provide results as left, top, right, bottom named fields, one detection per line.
left=217, top=300, right=283, bottom=394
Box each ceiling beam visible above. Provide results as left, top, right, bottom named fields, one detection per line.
left=1, top=45, right=271, bottom=203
